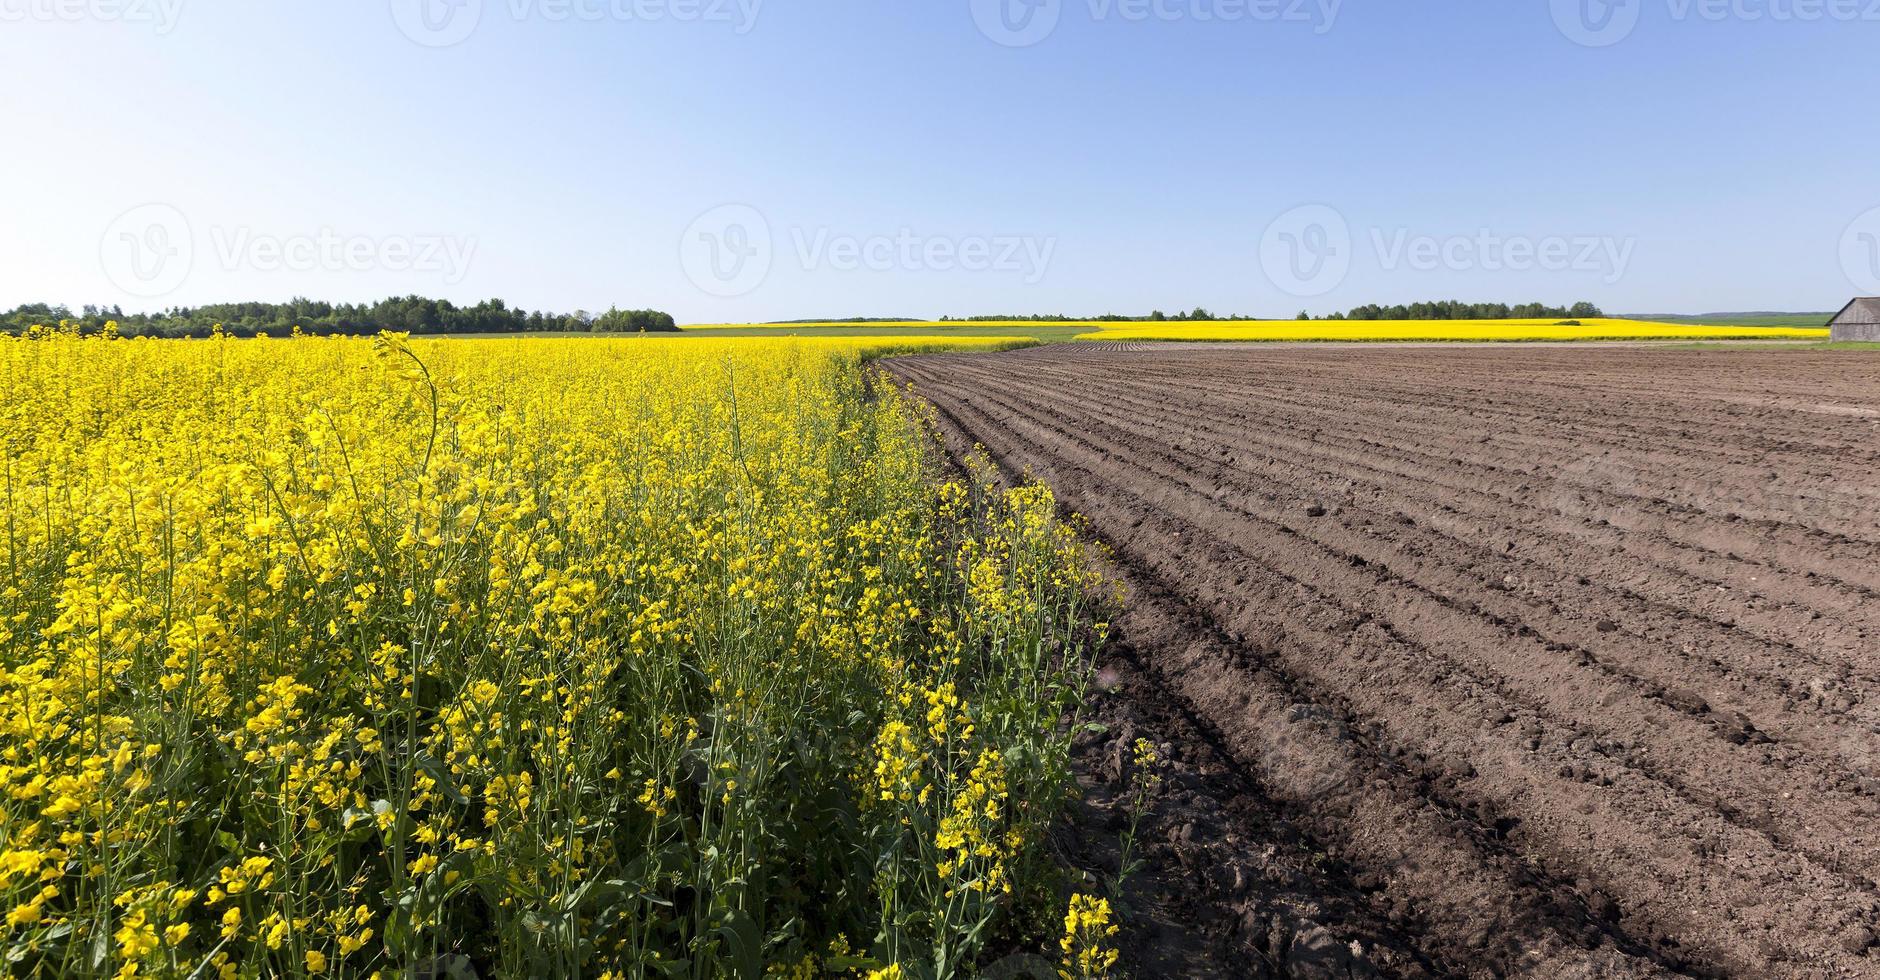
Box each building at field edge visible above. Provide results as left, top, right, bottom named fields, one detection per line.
left=1828, top=298, right=1880, bottom=342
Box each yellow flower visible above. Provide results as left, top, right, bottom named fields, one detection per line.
left=1059, top=894, right=1120, bottom=979
left=0, top=333, right=1099, bottom=978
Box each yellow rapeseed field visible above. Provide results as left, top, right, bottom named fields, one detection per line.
left=681, top=318, right=1829, bottom=344
left=0, top=327, right=1106, bottom=979
left=1071, top=318, right=1830, bottom=343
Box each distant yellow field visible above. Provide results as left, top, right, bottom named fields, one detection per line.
left=681, top=318, right=1830, bottom=343
left=1074, top=318, right=1830, bottom=343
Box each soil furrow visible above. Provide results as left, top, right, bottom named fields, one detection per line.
left=885, top=346, right=1880, bottom=979
left=917, top=370, right=1880, bottom=906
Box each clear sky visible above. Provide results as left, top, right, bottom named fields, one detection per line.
left=4, top=0, right=1877, bottom=322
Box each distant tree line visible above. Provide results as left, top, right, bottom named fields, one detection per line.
left=1143, top=308, right=1253, bottom=322
left=1306, top=300, right=1604, bottom=321
left=3, top=297, right=676, bottom=338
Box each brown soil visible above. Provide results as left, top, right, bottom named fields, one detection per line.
left=884, top=345, right=1880, bottom=979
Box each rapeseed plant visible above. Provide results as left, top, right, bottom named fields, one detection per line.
left=1, top=326, right=1102, bottom=978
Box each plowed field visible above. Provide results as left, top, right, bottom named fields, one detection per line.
left=884, top=345, right=1880, bottom=979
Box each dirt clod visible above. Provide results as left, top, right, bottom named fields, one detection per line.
left=1662, top=688, right=1712, bottom=715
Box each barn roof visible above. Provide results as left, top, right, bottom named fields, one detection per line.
left=1830, top=298, right=1880, bottom=325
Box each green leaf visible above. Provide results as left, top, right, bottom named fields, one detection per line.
left=712, top=909, right=764, bottom=979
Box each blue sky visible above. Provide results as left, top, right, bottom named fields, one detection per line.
left=3, top=0, right=1877, bottom=321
